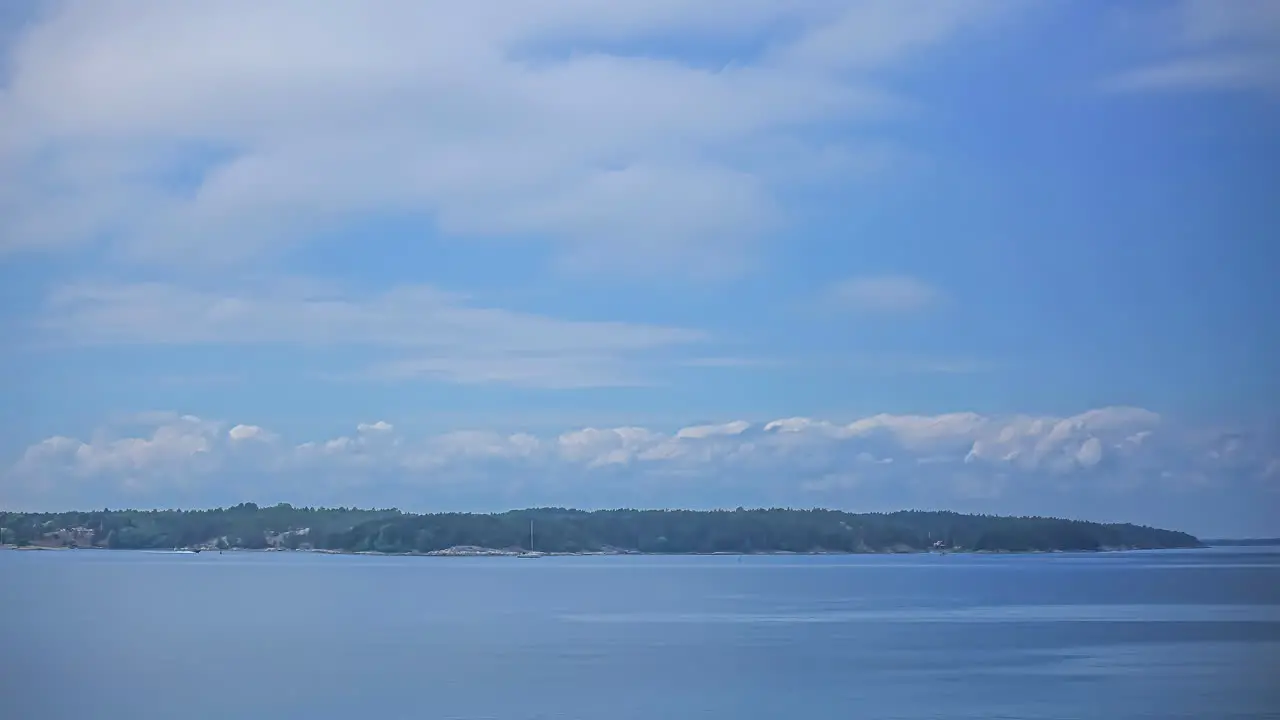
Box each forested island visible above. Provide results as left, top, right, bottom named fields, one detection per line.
left=0, top=504, right=1201, bottom=554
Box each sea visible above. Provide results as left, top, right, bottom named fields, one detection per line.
left=2, top=546, right=1278, bottom=720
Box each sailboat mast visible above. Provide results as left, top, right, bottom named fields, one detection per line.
left=530, top=519, right=534, bottom=552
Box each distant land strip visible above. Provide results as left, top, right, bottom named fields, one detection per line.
left=0, top=505, right=1202, bottom=555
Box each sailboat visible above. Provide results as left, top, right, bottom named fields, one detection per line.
left=517, top=519, right=543, bottom=558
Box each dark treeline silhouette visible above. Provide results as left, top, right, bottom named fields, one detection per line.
left=1, top=504, right=1201, bottom=553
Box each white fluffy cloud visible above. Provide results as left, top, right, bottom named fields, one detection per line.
left=0, top=0, right=1020, bottom=274
left=6, top=406, right=1276, bottom=534
left=227, top=424, right=273, bottom=442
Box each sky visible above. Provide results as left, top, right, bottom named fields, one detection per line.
left=0, top=0, right=1276, bottom=537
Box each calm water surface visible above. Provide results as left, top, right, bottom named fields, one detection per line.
left=3, top=547, right=1278, bottom=719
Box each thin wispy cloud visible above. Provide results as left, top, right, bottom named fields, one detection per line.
left=1103, top=0, right=1280, bottom=94
left=678, top=357, right=781, bottom=369
left=826, top=275, right=944, bottom=314
left=36, top=280, right=707, bottom=388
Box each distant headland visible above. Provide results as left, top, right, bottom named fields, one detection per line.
left=0, top=504, right=1202, bottom=555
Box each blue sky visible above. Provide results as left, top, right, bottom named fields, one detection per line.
left=1, top=0, right=1276, bottom=536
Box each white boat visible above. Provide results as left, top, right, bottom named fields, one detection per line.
left=517, top=519, right=543, bottom=558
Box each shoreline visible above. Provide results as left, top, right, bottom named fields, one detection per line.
left=1, top=507, right=1201, bottom=558
left=1, top=544, right=1199, bottom=556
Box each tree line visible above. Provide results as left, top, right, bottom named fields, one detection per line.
left=0, top=504, right=1201, bottom=553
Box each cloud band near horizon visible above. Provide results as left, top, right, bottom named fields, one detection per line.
left=6, top=406, right=1276, bottom=537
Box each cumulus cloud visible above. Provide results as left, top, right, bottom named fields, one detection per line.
left=0, top=0, right=1023, bottom=274
left=35, top=279, right=706, bottom=388
left=5, top=406, right=1277, bottom=535
left=227, top=424, right=273, bottom=442
left=1103, top=0, right=1280, bottom=94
